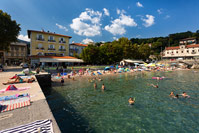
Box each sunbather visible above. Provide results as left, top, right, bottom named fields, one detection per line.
left=3, top=77, right=35, bottom=85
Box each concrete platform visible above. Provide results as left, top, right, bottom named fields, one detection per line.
left=0, top=68, right=60, bottom=132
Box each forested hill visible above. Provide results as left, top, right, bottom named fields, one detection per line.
left=130, top=30, right=199, bottom=55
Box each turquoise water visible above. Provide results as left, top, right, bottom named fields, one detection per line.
left=46, top=70, right=199, bottom=133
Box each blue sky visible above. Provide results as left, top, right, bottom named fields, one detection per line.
left=1, top=0, right=199, bottom=44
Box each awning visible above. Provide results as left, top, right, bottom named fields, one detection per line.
left=40, top=58, right=84, bottom=63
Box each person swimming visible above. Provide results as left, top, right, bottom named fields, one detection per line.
left=94, top=83, right=97, bottom=89
left=169, top=91, right=175, bottom=97
left=128, top=97, right=135, bottom=105
left=150, top=84, right=158, bottom=88
left=101, top=84, right=105, bottom=90
left=180, top=92, right=190, bottom=98
left=61, top=78, right=64, bottom=86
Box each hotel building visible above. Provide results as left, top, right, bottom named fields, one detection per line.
left=162, top=38, right=199, bottom=59
left=69, top=43, right=88, bottom=56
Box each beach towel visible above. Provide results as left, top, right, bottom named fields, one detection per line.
left=0, top=96, right=30, bottom=113
left=0, top=85, right=30, bottom=93
left=0, top=93, right=29, bottom=101
left=0, top=119, right=53, bottom=133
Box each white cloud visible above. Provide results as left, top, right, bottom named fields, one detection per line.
left=164, top=15, right=170, bottom=19
left=56, top=23, right=68, bottom=32
left=136, top=2, right=143, bottom=8
left=157, top=9, right=163, bottom=14
left=105, top=10, right=137, bottom=35
left=141, top=14, right=155, bottom=27
left=70, top=8, right=102, bottom=37
left=18, top=34, right=30, bottom=42
left=82, top=38, right=94, bottom=44
left=103, top=8, right=110, bottom=16
left=113, top=37, right=118, bottom=41
left=116, top=9, right=126, bottom=15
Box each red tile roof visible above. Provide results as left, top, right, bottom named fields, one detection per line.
left=30, top=56, right=77, bottom=59
left=186, top=44, right=199, bottom=48
left=27, top=30, right=72, bottom=38
left=70, top=43, right=88, bottom=47
left=165, top=46, right=179, bottom=50
left=165, top=44, right=199, bottom=50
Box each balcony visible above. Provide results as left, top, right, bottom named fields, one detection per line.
left=48, top=40, right=56, bottom=42
left=59, top=49, right=66, bottom=51
left=191, top=51, right=196, bottom=54
left=36, top=47, right=45, bottom=50
left=36, top=38, right=45, bottom=41
left=48, top=48, right=56, bottom=50
left=59, top=40, right=66, bottom=43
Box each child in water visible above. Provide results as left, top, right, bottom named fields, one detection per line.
left=128, top=97, right=135, bottom=105
left=101, top=84, right=105, bottom=90
left=94, top=83, right=97, bottom=89
left=61, top=78, right=64, bottom=86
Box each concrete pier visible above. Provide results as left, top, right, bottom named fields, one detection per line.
left=0, top=68, right=60, bottom=132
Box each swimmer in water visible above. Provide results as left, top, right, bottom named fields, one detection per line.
left=94, top=83, right=97, bottom=89
left=150, top=84, right=158, bottom=88
left=180, top=92, right=190, bottom=98
left=128, top=97, right=135, bottom=105
left=101, top=84, right=105, bottom=90
left=61, top=78, right=64, bottom=86
left=169, top=91, right=175, bottom=97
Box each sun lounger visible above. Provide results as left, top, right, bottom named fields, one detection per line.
left=0, top=119, right=53, bottom=133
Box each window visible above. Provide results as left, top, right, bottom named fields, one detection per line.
left=48, top=36, right=54, bottom=41
left=38, top=44, right=43, bottom=48
left=176, top=51, right=178, bottom=53
left=59, top=38, right=65, bottom=43
left=37, top=52, right=43, bottom=56
left=192, top=50, right=195, bottom=52
left=37, top=34, right=44, bottom=40
left=49, top=45, right=54, bottom=49
left=167, top=52, right=169, bottom=54
left=21, top=47, right=24, bottom=51
left=15, top=47, right=19, bottom=51
left=181, top=51, right=183, bottom=53
left=187, top=50, right=189, bottom=53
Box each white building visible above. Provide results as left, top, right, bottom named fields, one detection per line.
left=69, top=43, right=88, bottom=56
left=162, top=44, right=199, bottom=59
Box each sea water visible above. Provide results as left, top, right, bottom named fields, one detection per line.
left=45, top=70, right=199, bottom=133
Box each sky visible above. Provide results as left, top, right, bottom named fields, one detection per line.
left=1, top=0, right=199, bottom=44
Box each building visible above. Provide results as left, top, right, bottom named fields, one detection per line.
left=179, top=38, right=197, bottom=45
left=28, top=30, right=72, bottom=57
left=0, top=40, right=28, bottom=65
left=28, top=30, right=84, bottom=65
left=162, top=44, right=199, bottom=59
left=69, top=43, right=88, bottom=56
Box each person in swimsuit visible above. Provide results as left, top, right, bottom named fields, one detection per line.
left=61, top=78, right=64, bottom=86
left=180, top=92, right=190, bottom=98
left=128, top=97, right=135, bottom=105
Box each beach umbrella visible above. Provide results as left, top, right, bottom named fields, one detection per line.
left=104, top=67, right=110, bottom=70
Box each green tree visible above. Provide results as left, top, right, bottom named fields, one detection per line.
left=138, top=44, right=151, bottom=60
left=80, top=45, right=99, bottom=64
left=0, top=10, right=21, bottom=51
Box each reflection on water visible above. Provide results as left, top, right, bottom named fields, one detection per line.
left=45, top=70, right=199, bottom=132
